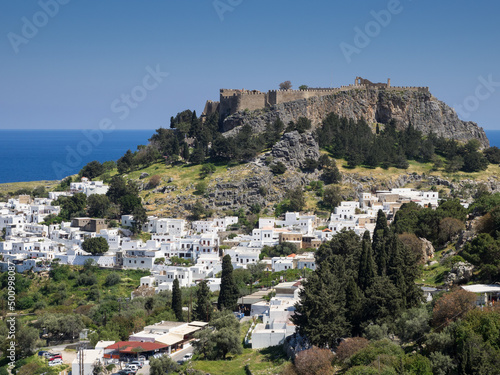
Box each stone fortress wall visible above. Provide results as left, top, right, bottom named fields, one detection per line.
left=202, top=77, right=430, bottom=119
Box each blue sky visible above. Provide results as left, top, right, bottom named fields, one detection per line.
left=1, top=0, right=499, bottom=130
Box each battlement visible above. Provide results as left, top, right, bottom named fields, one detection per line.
left=205, top=78, right=430, bottom=118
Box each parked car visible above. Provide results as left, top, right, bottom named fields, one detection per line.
left=50, top=355, right=63, bottom=360
left=118, top=369, right=136, bottom=375
left=129, top=361, right=143, bottom=369
left=124, top=364, right=138, bottom=372
left=182, top=353, right=193, bottom=361
left=48, top=359, right=63, bottom=366
left=38, top=350, right=48, bottom=357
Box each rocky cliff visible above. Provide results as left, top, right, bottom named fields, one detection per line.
left=222, top=88, right=489, bottom=148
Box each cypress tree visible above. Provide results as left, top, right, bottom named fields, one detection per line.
left=194, top=280, right=212, bottom=322
left=345, top=275, right=363, bottom=336
left=372, top=210, right=390, bottom=276
left=387, top=232, right=406, bottom=307
left=181, top=142, right=190, bottom=161
left=172, top=278, right=183, bottom=321
left=358, top=231, right=376, bottom=291
left=217, top=255, right=239, bottom=311
left=292, top=261, right=349, bottom=348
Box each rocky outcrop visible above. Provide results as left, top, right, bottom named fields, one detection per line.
left=420, top=238, right=435, bottom=263
left=445, top=261, right=475, bottom=286
left=270, top=131, right=320, bottom=169
left=222, top=88, right=489, bottom=148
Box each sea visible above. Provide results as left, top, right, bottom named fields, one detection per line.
left=0, top=129, right=499, bottom=184
left=0, top=129, right=154, bottom=183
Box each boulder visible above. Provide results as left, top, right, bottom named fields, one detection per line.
left=445, top=261, right=474, bottom=286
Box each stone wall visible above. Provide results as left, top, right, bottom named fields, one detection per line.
left=238, top=91, right=267, bottom=112
left=211, top=80, right=430, bottom=119
left=203, top=100, right=220, bottom=117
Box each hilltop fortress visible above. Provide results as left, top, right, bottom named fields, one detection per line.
left=203, top=77, right=429, bottom=119
left=200, top=76, right=488, bottom=148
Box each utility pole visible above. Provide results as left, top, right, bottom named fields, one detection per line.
left=188, top=290, right=192, bottom=322
left=79, top=343, right=84, bottom=375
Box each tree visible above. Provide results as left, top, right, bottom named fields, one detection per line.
left=445, top=155, right=464, bottom=173
left=322, top=165, right=341, bottom=184
left=193, top=310, right=242, bottom=360
left=483, top=146, right=500, bottom=164
left=322, top=185, right=341, bottom=210
left=358, top=231, right=376, bottom=291
left=432, top=288, right=476, bottom=329
left=81, top=237, right=109, bottom=255
left=87, top=194, right=111, bottom=218
left=295, top=117, right=312, bottom=133
left=16, top=325, right=40, bottom=358
left=172, top=278, right=183, bottom=321
left=438, top=217, right=465, bottom=245
left=194, top=281, right=212, bottom=322
left=217, top=255, right=239, bottom=311
left=298, top=85, right=309, bottom=90
left=149, top=355, right=179, bottom=375
left=195, top=181, right=207, bottom=194
left=200, top=163, right=216, bottom=178
left=279, top=80, right=292, bottom=90
left=394, top=306, right=431, bottom=343
left=131, top=205, right=147, bottom=234
left=286, top=187, right=305, bottom=212
left=79, top=160, right=105, bottom=180
left=302, top=158, right=319, bottom=172
left=294, top=346, right=335, bottom=375
left=119, top=194, right=142, bottom=215
left=372, top=210, right=389, bottom=276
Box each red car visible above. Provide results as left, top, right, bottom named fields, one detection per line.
left=49, top=355, right=62, bottom=361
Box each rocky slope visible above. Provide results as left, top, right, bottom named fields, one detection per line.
left=222, top=88, right=489, bottom=148
left=143, top=131, right=500, bottom=218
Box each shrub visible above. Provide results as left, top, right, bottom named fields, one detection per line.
left=349, top=340, right=403, bottom=367
left=195, top=181, right=207, bottom=194
left=270, top=161, right=287, bottom=175
left=148, top=175, right=162, bottom=188
left=294, top=346, right=334, bottom=375
left=104, top=273, right=121, bottom=287
left=336, top=337, right=370, bottom=363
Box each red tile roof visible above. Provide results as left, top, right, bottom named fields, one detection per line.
left=105, top=341, right=168, bottom=352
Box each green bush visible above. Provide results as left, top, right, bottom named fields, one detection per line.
left=349, top=340, right=403, bottom=367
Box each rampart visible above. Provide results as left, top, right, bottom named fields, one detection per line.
left=203, top=78, right=429, bottom=119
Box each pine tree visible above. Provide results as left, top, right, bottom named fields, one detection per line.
left=194, top=280, right=212, bottom=322
left=217, top=255, right=239, bottom=311
left=172, top=278, right=183, bottom=321
left=358, top=231, right=376, bottom=291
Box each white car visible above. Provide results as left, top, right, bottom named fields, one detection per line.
left=124, top=364, right=138, bottom=372
left=183, top=353, right=193, bottom=361
left=48, top=359, right=63, bottom=366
